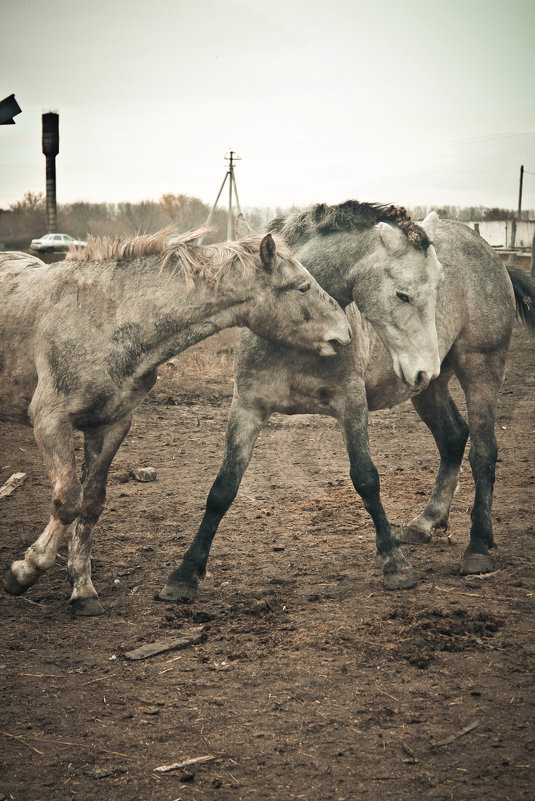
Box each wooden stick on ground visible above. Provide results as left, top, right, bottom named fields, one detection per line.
left=154, top=754, right=224, bottom=773
left=2, top=731, right=44, bottom=755
left=432, top=719, right=481, bottom=748
left=0, top=472, right=27, bottom=499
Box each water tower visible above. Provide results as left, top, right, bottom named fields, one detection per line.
left=42, top=112, right=59, bottom=233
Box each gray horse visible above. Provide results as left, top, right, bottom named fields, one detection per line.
left=159, top=202, right=453, bottom=601
left=0, top=228, right=351, bottom=615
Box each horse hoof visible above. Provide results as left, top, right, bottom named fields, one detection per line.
left=70, top=596, right=104, bottom=616
left=399, top=526, right=432, bottom=544
left=4, top=569, right=28, bottom=596
left=383, top=570, right=418, bottom=590
left=460, top=553, right=494, bottom=575
left=157, top=581, right=197, bottom=603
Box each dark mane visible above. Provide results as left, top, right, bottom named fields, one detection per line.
left=268, top=200, right=431, bottom=251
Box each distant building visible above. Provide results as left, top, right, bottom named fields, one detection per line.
left=466, top=219, right=535, bottom=249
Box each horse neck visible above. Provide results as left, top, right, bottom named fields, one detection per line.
left=102, top=251, right=256, bottom=367
left=295, top=229, right=374, bottom=307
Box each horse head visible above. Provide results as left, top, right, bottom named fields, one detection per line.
left=354, top=211, right=442, bottom=392
left=246, top=233, right=352, bottom=356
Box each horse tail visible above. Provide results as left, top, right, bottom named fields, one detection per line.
left=507, top=267, right=535, bottom=330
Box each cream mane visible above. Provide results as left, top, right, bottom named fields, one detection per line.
left=67, top=226, right=296, bottom=292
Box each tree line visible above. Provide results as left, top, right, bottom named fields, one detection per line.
left=1, top=192, right=532, bottom=250
left=0, top=192, right=282, bottom=250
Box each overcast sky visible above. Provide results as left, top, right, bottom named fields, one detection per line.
left=2, top=0, right=534, bottom=213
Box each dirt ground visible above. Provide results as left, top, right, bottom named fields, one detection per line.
left=1, top=322, right=534, bottom=801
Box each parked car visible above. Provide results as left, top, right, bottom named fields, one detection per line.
left=30, top=233, right=87, bottom=253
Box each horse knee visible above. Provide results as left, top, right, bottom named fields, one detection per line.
left=206, top=483, right=235, bottom=516
left=468, top=436, right=497, bottom=478
left=206, top=470, right=241, bottom=516
left=350, top=463, right=380, bottom=504
left=53, top=481, right=83, bottom=523
left=81, top=487, right=107, bottom=523
left=448, top=418, right=469, bottom=461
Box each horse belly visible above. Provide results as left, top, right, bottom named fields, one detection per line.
left=273, top=390, right=339, bottom=417
left=285, top=371, right=349, bottom=417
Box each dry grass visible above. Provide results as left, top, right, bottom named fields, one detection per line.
left=158, top=328, right=236, bottom=382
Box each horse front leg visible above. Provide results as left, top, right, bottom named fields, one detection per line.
left=400, top=374, right=469, bottom=543
left=67, top=416, right=132, bottom=616
left=5, top=409, right=82, bottom=596
left=158, top=399, right=269, bottom=602
left=340, top=402, right=417, bottom=590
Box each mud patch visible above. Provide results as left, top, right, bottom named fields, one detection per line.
left=387, top=606, right=504, bottom=668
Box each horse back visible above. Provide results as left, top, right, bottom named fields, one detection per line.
left=0, top=251, right=46, bottom=273
left=433, top=219, right=515, bottom=357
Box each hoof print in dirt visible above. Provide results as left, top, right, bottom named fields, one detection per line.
left=387, top=606, right=504, bottom=668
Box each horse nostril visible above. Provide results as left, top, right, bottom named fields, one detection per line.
left=332, top=328, right=351, bottom=347
left=415, top=371, right=429, bottom=389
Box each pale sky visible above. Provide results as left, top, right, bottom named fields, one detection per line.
left=2, top=0, right=534, bottom=212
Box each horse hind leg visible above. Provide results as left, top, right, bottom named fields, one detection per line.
left=5, top=410, right=82, bottom=596
left=67, top=416, right=132, bottom=616
left=400, top=375, right=469, bottom=543
left=456, top=349, right=507, bottom=575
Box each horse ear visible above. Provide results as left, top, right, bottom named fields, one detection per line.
left=376, top=222, right=405, bottom=255
left=260, top=233, right=277, bottom=271
left=235, top=213, right=256, bottom=238
left=420, top=211, right=439, bottom=241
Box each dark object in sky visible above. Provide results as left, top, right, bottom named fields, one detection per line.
left=0, top=94, right=22, bottom=125
left=42, top=111, right=59, bottom=155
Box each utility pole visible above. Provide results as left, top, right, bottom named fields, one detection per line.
left=517, top=164, right=524, bottom=221
left=204, top=150, right=242, bottom=241
left=511, top=165, right=524, bottom=249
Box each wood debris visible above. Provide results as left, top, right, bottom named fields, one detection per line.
left=432, top=719, right=481, bottom=748
left=154, top=754, right=222, bottom=773
left=124, top=627, right=206, bottom=660
left=0, top=472, right=27, bottom=499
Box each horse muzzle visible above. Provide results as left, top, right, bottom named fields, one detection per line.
left=317, top=325, right=352, bottom=356
left=394, top=356, right=440, bottom=393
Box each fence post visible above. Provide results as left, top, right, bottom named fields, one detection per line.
left=531, top=230, right=535, bottom=277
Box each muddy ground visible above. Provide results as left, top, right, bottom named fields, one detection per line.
left=1, top=323, right=534, bottom=801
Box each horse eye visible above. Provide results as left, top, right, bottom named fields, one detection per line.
left=396, top=291, right=410, bottom=303
left=298, top=282, right=311, bottom=293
